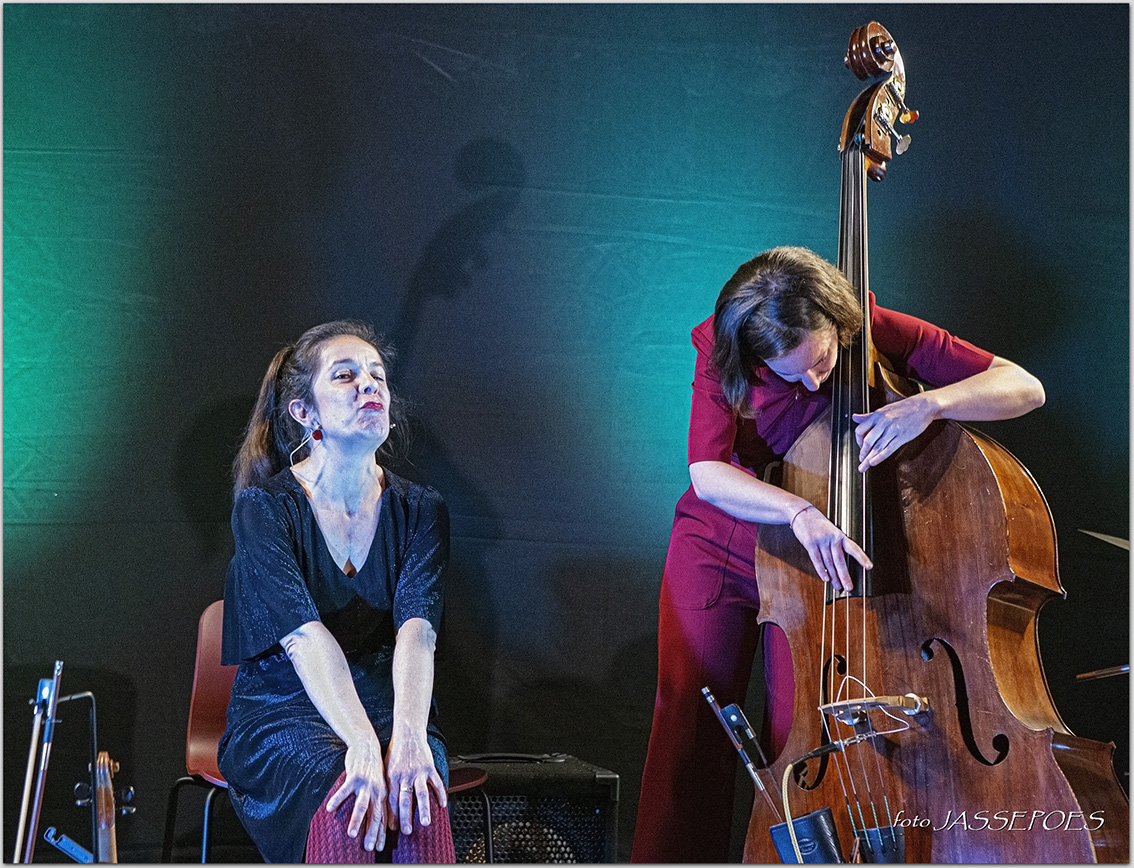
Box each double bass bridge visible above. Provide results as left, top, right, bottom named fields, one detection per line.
left=821, top=693, right=930, bottom=726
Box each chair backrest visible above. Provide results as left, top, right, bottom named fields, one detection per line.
left=185, top=600, right=237, bottom=786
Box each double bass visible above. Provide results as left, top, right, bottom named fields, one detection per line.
left=744, top=22, right=1129, bottom=863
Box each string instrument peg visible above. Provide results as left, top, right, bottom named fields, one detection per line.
left=117, top=786, right=136, bottom=816
left=876, top=112, right=911, bottom=155
left=886, top=82, right=919, bottom=124
left=73, top=781, right=92, bottom=807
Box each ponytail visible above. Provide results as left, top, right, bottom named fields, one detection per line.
left=232, top=345, right=300, bottom=496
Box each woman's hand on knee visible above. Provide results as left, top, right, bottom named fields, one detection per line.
left=385, top=731, right=446, bottom=835
left=328, top=739, right=389, bottom=851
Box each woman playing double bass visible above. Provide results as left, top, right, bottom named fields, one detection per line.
left=631, top=245, right=1045, bottom=863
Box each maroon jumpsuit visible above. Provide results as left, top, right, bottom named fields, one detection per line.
left=632, top=295, right=994, bottom=862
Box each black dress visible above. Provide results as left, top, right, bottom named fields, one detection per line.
left=217, top=468, right=449, bottom=863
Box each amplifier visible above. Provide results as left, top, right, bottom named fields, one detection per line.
left=448, top=753, right=619, bottom=863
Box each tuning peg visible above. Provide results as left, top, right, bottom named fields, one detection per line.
left=886, top=83, right=919, bottom=124
left=876, top=112, right=911, bottom=155
left=117, top=785, right=135, bottom=806
left=73, top=782, right=92, bottom=807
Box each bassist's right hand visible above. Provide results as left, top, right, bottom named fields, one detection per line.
left=789, top=504, right=872, bottom=592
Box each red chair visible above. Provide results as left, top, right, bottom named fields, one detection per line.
left=161, top=600, right=237, bottom=862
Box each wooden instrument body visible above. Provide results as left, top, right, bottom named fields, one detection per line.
left=745, top=367, right=1128, bottom=862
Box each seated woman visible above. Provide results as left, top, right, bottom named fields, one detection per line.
left=218, top=320, right=453, bottom=863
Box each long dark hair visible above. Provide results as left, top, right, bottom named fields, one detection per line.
left=232, top=320, right=405, bottom=496
left=711, top=246, right=863, bottom=417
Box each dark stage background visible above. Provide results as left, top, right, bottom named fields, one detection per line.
left=4, top=4, right=1128, bottom=862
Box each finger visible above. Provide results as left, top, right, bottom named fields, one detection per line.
left=820, top=540, right=853, bottom=591
left=807, top=547, right=830, bottom=584
left=326, top=779, right=350, bottom=813
left=860, top=449, right=887, bottom=471
left=856, top=427, right=869, bottom=452
left=363, top=805, right=382, bottom=852
left=852, top=412, right=877, bottom=443
left=417, top=779, right=433, bottom=828
left=853, top=419, right=868, bottom=446
left=370, top=802, right=387, bottom=853
left=861, top=420, right=887, bottom=455
left=399, top=782, right=416, bottom=834
left=861, top=432, right=901, bottom=470
left=430, top=769, right=448, bottom=810
left=349, top=790, right=370, bottom=839
left=844, top=538, right=874, bottom=570
left=386, top=777, right=403, bottom=813
left=820, top=548, right=841, bottom=587
left=858, top=449, right=875, bottom=472
left=858, top=432, right=892, bottom=470
left=830, top=553, right=854, bottom=591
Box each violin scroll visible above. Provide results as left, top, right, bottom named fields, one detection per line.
left=94, top=752, right=119, bottom=863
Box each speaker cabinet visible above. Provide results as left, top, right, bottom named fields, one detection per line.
left=448, top=753, right=619, bottom=863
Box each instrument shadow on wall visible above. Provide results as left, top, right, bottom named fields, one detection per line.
left=381, top=138, right=527, bottom=758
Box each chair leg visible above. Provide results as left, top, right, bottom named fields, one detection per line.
left=163, top=776, right=196, bottom=862
left=201, top=786, right=226, bottom=863
left=163, top=776, right=229, bottom=863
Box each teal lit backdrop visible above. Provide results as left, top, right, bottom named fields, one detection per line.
left=4, top=4, right=1128, bottom=861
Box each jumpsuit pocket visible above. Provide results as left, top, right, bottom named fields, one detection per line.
left=661, top=490, right=760, bottom=609
left=660, top=558, right=725, bottom=609
left=659, top=513, right=738, bottom=609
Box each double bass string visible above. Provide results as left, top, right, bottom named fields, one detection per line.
left=849, top=138, right=903, bottom=849
left=827, top=130, right=904, bottom=854
left=824, top=138, right=861, bottom=844
left=819, top=592, right=857, bottom=838
left=849, top=141, right=890, bottom=847
left=858, top=134, right=903, bottom=851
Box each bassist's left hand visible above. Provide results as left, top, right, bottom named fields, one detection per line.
left=852, top=394, right=935, bottom=471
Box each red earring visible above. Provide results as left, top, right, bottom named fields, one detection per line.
left=312, top=428, right=323, bottom=441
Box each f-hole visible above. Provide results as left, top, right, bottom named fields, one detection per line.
left=922, top=638, right=1009, bottom=765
